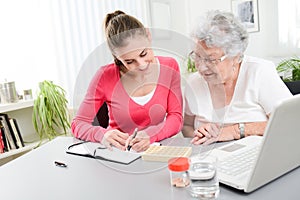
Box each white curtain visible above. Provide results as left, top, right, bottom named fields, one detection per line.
left=0, top=0, right=148, bottom=106
left=278, top=0, right=300, bottom=48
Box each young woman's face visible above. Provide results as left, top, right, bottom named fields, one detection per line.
left=114, top=35, right=156, bottom=74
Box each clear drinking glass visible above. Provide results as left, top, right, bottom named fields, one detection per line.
left=187, top=155, right=219, bottom=199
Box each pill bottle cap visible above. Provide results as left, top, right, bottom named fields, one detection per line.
left=168, top=157, right=190, bottom=172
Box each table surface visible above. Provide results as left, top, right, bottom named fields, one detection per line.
left=0, top=136, right=299, bottom=200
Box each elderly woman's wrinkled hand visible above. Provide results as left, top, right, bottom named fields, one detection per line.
left=191, top=123, right=239, bottom=145
left=191, top=123, right=220, bottom=145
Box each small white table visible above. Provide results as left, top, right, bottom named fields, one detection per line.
left=0, top=136, right=299, bottom=200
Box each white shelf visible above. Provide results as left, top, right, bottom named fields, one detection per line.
left=0, top=141, right=40, bottom=160
left=0, top=99, right=38, bottom=165
left=0, top=100, right=34, bottom=113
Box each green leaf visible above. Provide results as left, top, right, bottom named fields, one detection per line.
left=187, top=56, right=197, bottom=73
left=276, top=56, right=300, bottom=81
left=32, top=80, right=70, bottom=141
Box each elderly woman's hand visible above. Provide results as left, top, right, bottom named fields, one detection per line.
left=191, top=123, right=239, bottom=145
left=191, top=123, right=219, bottom=145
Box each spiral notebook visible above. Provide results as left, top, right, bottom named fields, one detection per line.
left=66, top=141, right=141, bottom=165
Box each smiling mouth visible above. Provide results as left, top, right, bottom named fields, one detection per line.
left=138, top=63, right=150, bottom=71
left=203, top=72, right=214, bottom=77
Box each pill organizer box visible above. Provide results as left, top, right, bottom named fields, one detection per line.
left=142, top=145, right=192, bottom=162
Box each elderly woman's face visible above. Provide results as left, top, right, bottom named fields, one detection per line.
left=194, top=40, right=236, bottom=84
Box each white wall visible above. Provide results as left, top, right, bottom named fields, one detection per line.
left=1, top=0, right=299, bottom=106
left=0, top=0, right=149, bottom=106
left=150, top=0, right=300, bottom=63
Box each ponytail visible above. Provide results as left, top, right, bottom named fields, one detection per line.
left=103, top=10, right=147, bottom=57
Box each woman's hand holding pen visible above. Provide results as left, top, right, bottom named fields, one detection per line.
left=101, top=129, right=129, bottom=151
left=101, top=129, right=150, bottom=152
left=125, top=130, right=150, bottom=152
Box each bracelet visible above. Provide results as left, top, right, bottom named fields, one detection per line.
left=239, top=123, right=245, bottom=139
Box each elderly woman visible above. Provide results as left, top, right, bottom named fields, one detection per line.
left=182, top=10, right=292, bottom=145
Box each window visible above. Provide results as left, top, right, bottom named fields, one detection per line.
left=278, top=0, right=300, bottom=48
left=0, top=0, right=148, bottom=106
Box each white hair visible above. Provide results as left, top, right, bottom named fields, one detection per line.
left=191, top=10, right=249, bottom=57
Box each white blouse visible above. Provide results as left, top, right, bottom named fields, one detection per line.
left=131, top=89, right=155, bottom=105
left=184, top=55, right=292, bottom=128
left=131, top=59, right=160, bottom=105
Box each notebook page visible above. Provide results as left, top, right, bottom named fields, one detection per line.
left=67, top=142, right=141, bottom=165
left=94, top=147, right=141, bottom=165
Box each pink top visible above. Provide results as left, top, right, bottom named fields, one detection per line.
left=71, top=56, right=183, bottom=143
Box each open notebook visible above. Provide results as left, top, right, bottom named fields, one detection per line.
left=66, top=141, right=141, bottom=165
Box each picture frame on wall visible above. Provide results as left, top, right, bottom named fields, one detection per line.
left=231, top=0, right=259, bottom=33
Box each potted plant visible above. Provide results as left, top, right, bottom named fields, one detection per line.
left=32, top=80, right=70, bottom=142
left=276, top=56, right=300, bottom=95
left=187, top=53, right=197, bottom=73
left=276, top=56, right=300, bottom=82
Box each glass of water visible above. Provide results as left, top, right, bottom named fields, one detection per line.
left=187, top=155, right=219, bottom=199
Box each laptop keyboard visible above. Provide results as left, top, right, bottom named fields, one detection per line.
left=218, top=146, right=260, bottom=176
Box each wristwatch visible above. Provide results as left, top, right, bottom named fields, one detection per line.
left=239, top=123, right=245, bottom=139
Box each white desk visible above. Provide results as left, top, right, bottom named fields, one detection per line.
left=0, top=136, right=299, bottom=200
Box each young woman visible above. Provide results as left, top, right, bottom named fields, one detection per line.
left=71, top=10, right=183, bottom=152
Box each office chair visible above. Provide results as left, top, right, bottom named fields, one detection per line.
left=92, top=102, right=109, bottom=128
left=284, top=81, right=300, bottom=95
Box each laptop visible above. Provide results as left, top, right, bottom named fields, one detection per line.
left=209, top=94, right=300, bottom=193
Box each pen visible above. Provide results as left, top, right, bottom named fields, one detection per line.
left=54, top=161, right=68, bottom=168
left=127, top=128, right=138, bottom=151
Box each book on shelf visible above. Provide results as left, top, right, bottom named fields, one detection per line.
left=0, top=127, right=5, bottom=153
left=0, top=113, right=23, bottom=149
left=9, top=118, right=25, bottom=148
left=0, top=113, right=18, bottom=150
left=0, top=120, right=10, bottom=152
